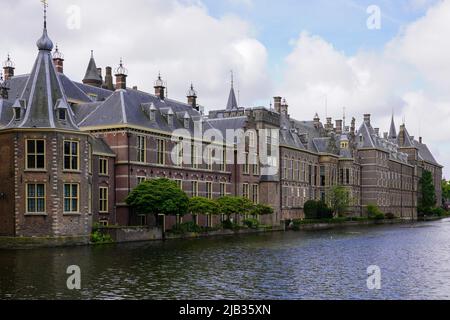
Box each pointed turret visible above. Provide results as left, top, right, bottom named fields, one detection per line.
left=7, top=12, right=78, bottom=130
left=82, top=50, right=102, bottom=87
left=389, top=114, right=397, bottom=140
left=226, top=71, right=238, bottom=110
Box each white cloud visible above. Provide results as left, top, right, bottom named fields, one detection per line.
left=1, top=0, right=448, bottom=176
left=0, top=0, right=270, bottom=112
left=277, top=1, right=450, bottom=177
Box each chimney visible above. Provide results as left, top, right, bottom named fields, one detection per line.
left=0, top=73, right=10, bottom=99
left=383, top=132, right=388, bottom=139
left=52, top=45, right=64, bottom=73
left=97, top=68, right=103, bottom=81
left=104, top=66, right=114, bottom=90
left=114, top=59, right=128, bottom=90
left=335, top=120, right=343, bottom=134
left=350, top=117, right=356, bottom=135
left=154, top=73, right=165, bottom=100
left=364, top=114, right=371, bottom=126
left=375, top=128, right=380, bottom=136
left=187, top=84, right=198, bottom=111
left=132, top=86, right=138, bottom=90
left=313, top=113, right=320, bottom=129
left=3, top=54, right=15, bottom=80
left=273, top=97, right=282, bottom=113
left=419, top=137, right=423, bottom=144
left=399, top=124, right=405, bottom=146
left=326, top=117, right=333, bottom=130
left=280, top=98, right=289, bottom=115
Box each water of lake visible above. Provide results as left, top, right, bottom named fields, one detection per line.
left=2, top=219, right=450, bottom=300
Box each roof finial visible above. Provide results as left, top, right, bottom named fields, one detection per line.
left=230, top=70, right=234, bottom=88
left=343, top=106, right=346, bottom=128
left=41, top=0, right=48, bottom=29
left=91, top=50, right=94, bottom=59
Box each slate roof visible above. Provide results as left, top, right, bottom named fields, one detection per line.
left=74, top=81, right=113, bottom=101
left=0, top=99, right=13, bottom=127
left=226, top=86, right=238, bottom=110
left=75, top=87, right=207, bottom=136
left=414, top=140, right=441, bottom=166
left=3, top=26, right=78, bottom=130
left=389, top=115, right=397, bottom=139
left=356, top=120, right=409, bottom=163
left=92, top=137, right=115, bottom=157
left=83, top=52, right=102, bottom=83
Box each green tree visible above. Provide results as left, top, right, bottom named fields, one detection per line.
left=216, top=196, right=241, bottom=222
left=250, top=203, right=274, bottom=217
left=125, top=178, right=189, bottom=226
left=419, top=170, right=436, bottom=213
left=217, top=196, right=254, bottom=223
left=304, top=200, right=319, bottom=220
left=188, top=197, right=218, bottom=227
left=442, top=179, right=450, bottom=206
left=327, top=185, right=352, bottom=217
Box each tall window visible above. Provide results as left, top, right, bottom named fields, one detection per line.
left=252, top=184, right=259, bottom=204
left=220, top=182, right=226, bottom=197
left=88, top=144, right=92, bottom=174
left=220, top=148, right=227, bottom=172
left=243, top=153, right=249, bottom=174
left=320, top=166, right=326, bottom=186
left=137, top=176, right=146, bottom=185
left=192, top=181, right=199, bottom=197
left=99, top=187, right=108, bottom=213
left=88, top=184, right=92, bottom=214
left=64, top=183, right=79, bottom=213
left=99, top=158, right=108, bottom=175
left=192, top=144, right=199, bottom=169
left=207, top=148, right=213, bottom=170
left=26, top=140, right=45, bottom=170
left=175, top=179, right=183, bottom=190
left=206, top=182, right=213, bottom=199
left=63, top=141, right=79, bottom=171
left=243, top=183, right=250, bottom=199
left=26, top=184, right=45, bottom=213
left=137, top=136, right=146, bottom=163
left=175, top=140, right=183, bottom=167
left=157, top=139, right=165, bottom=165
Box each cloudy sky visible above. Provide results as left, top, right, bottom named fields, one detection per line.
left=1, top=0, right=449, bottom=177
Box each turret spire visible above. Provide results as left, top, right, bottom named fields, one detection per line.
left=36, top=0, right=53, bottom=51
left=42, top=0, right=48, bottom=28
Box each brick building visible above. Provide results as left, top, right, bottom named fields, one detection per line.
left=0, top=12, right=443, bottom=239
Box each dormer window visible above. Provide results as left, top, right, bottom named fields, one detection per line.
left=59, top=109, right=66, bottom=121
left=150, top=109, right=156, bottom=121
left=14, top=107, right=21, bottom=121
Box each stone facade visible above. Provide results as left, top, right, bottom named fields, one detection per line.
left=0, top=13, right=444, bottom=240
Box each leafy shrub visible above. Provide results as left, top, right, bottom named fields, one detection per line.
left=91, top=230, right=114, bottom=244
left=304, top=200, right=333, bottom=220
left=221, top=219, right=240, bottom=230
left=317, top=201, right=334, bottom=219
left=367, top=204, right=385, bottom=220
left=432, top=207, right=448, bottom=217
left=385, top=213, right=396, bottom=220
left=171, top=221, right=202, bottom=234
left=304, top=200, right=319, bottom=219
left=243, top=218, right=259, bottom=229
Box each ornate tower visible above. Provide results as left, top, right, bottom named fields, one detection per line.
left=114, top=58, right=128, bottom=90
left=0, top=2, right=92, bottom=241
left=3, top=54, right=15, bottom=81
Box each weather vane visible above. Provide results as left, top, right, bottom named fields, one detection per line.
left=230, top=70, right=234, bottom=88
left=41, top=0, right=48, bottom=28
